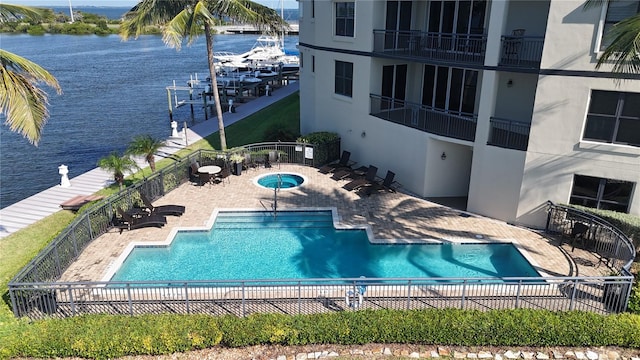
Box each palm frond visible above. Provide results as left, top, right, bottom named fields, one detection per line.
left=208, top=0, right=289, bottom=34
left=0, top=4, right=47, bottom=22
left=597, top=13, right=640, bottom=74
left=121, top=0, right=194, bottom=40
left=0, top=49, right=61, bottom=145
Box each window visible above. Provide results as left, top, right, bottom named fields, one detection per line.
left=335, top=2, right=355, bottom=37
left=312, top=0, right=315, bottom=18
left=335, top=60, right=353, bottom=97
left=600, top=0, right=640, bottom=50
left=570, top=175, right=634, bottom=213
left=583, top=90, right=640, bottom=147
left=422, top=65, right=478, bottom=116
left=312, top=55, right=315, bottom=73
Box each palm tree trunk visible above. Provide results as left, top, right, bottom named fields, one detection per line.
left=204, top=22, right=227, bottom=151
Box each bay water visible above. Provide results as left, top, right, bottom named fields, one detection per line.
left=0, top=33, right=299, bottom=208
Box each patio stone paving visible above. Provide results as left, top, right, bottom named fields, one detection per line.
left=60, top=164, right=609, bottom=283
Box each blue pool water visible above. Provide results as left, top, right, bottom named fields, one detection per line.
left=257, top=173, right=305, bottom=189
left=110, top=210, right=540, bottom=282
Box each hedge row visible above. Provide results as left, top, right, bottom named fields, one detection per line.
left=3, top=309, right=639, bottom=360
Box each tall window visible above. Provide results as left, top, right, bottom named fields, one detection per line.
left=583, top=90, right=640, bottom=147
left=600, top=0, right=640, bottom=50
left=570, top=175, right=634, bottom=213
left=426, top=0, right=486, bottom=35
left=335, top=2, right=355, bottom=37
left=422, top=65, right=478, bottom=115
left=335, top=60, right=353, bottom=97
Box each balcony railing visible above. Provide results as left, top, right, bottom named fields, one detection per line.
left=373, top=30, right=486, bottom=66
left=370, top=94, right=476, bottom=142
left=488, top=117, right=531, bottom=151
left=498, top=35, right=544, bottom=69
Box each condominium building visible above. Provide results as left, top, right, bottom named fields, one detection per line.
left=297, top=0, right=640, bottom=229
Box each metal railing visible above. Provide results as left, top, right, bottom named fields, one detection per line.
left=370, top=94, right=476, bottom=142
left=9, top=275, right=634, bottom=320
left=498, top=35, right=544, bottom=69
left=488, top=117, right=531, bottom=151
left=546, top=202, right=636, bottom=273
left=8, top=151, right=637, bottom=320
left=373, top=30, right=486, bottom=66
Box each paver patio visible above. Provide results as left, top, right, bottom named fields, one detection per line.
left=60, top=164, right=609, bottom=283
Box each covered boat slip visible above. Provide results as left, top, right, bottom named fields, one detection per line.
left=10, top=276, right=630, bottom=319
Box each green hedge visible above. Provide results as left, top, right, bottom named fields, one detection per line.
left=4, top=310, right=639, bottom=359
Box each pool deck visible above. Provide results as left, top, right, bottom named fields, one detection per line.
left=60, top=164, right=609, bottom=283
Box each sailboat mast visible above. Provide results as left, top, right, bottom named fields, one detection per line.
left=280, top=0, right=284, bottom=49
left=68, top=0, right=74, bottom=23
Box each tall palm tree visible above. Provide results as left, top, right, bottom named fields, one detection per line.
left=126, top=134, right=165, bottom=172
left=585, top=0, right=640, bottom=74
left=0, top=4, right=62, bottom=146
left=120, top=0, right=288, bottom=151
left=97, top=151, right=140, bottom=190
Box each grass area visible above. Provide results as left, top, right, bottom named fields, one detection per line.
left=0, top=92, right=300, bottom=336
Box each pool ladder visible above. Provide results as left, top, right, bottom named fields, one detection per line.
left=272, top=174, right=282, bottom=219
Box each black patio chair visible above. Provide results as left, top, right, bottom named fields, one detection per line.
left=115, top=207, right=167, bottom=233
left=140, top=193, right=185, bottom=217
left=319, top=150, right=355, bottom=174
left=343, top=165, right=378, bottom=191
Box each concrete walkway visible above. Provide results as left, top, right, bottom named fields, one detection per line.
left=0, top=82, right=299, bottom=239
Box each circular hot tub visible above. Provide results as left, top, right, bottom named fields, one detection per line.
left=255, top=173, right=306, bottom=190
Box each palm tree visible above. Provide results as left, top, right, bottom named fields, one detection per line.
left=585, top=0, right=640, bottom=74
left=97, top=151, right=140, bottom=190
left=120, top=0, right=288, bottom=150
left=126, top=134, right=165, bottom=172
left=0, top=4, right=62, bottom=146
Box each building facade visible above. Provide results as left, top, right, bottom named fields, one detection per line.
left=297, top=0, right=640, bottom=228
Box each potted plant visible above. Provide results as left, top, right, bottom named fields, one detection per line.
left=229, top=153, right=245, bottom=176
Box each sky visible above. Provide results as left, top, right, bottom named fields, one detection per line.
left=8, top=0, right=299, bottom=9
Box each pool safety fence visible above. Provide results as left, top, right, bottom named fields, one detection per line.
left=9, top=276, right=634, bottom=320
left=545, top=202, right=635, bottom=274
left=7, top=147, right=636, bottom=320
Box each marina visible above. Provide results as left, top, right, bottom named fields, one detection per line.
left=0, top=33, right=299, bottom=210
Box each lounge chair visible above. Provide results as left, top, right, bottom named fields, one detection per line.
left=343, top=165, right=378, bottom=191
left=140, top=193, right=185, bottom=216
left=319, top=150, right=354, bottom=174
left=115, top=207, right=167, bottom=233
left=332, top=165, right=368, bottom=181
left=358, top=170, right=398, bottom=196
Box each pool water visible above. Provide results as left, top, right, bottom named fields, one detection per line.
left=110, top=210, right=540, bottom=282
left=256, top=173, right=305, bottom=189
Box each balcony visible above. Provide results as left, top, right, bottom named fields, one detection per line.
left=498, top=35, right=544, bottom=69
left=373, top=30, right=486, bottom=67
left=370, top=94, right=476, bottom=142
left=488, top=117, right=530, bottom=151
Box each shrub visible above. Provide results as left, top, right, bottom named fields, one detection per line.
left=298, top=131, right=340, bottom=145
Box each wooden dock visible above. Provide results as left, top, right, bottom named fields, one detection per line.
left=0, top=82, right=299, bottom=239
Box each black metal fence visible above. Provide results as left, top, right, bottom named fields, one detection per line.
left=9, top=275, right=634, bottom=320
left=7, top=156, right=637, bottom=320
left=488, top=117, right=531, bottom=151
left=370, top=94, right=476, bottom=142
left=546, top=202, right=636, bottom=273
left=373, top=30, right=486, bottom=66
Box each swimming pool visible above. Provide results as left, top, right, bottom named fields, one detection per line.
left=109, top=210, right=540, bottom=282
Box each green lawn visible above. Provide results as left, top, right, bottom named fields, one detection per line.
left=0, top=92, right=301, bottom=342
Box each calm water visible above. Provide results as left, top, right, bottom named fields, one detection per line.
left=110, top=211, right=541, bottom=282
left=0, top=33, right=299, bottom=208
